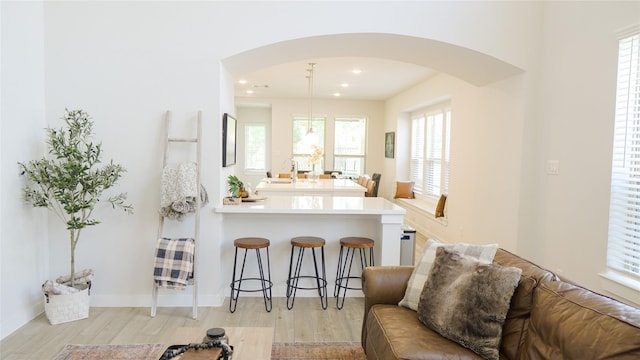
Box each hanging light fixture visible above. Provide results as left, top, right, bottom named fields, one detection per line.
left=306, top=62, right=316, bottom=136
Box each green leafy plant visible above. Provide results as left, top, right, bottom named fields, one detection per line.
left=18, top=109, right=133, bottom=288
left=227, top=175, right=244, bottom=197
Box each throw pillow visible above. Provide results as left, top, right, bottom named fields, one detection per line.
left=435, top=194, right=447, bottom=218
left=417, top=247, right=522, bottom=360
left=394, top=181, right=415, bottom=199
left=398, top=239, right=498, bottom=311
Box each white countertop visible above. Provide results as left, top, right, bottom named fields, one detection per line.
left=255, top=178, right=365, bottom=193
left=215, top=195, right=406, bottom=215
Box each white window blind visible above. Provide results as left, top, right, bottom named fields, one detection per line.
left=411, top=117, right=425, bottom=192
left=608, top=29, right=640, bottom=279
left=334, top=117, right=367, bottom=177
left=410, top=103, right=451, bottom=198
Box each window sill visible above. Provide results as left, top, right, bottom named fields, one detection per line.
left=394, top=197, right=448, bottom=226
left=599, top=271, right=640, bottom=307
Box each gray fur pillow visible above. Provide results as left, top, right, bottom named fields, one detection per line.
left=417, top=247, right=522, bottom=360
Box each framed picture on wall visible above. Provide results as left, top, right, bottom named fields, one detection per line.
left=385, top=131, right=395, bottom=159
left=222, top=113, right=237, bottom=167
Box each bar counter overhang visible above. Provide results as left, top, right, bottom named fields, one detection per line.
left=214, top=195, right=406, bottom=297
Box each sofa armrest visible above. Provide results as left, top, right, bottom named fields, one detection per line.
left=362, top=266, right=414, bottom=305
left=361, top=266, right=414, bottom=349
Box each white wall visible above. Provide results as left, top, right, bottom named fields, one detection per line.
left=384, top=72, right=526, bottom=252
left=1, top=1, right=49, bottom=338
left=3, top=0, right=639, bottom=338
left=526, top=2, right=640, bottom=299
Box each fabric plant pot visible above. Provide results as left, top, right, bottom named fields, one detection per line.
left=43, top=282, right=91, bottom=325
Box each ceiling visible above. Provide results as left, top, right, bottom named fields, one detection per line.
left=234, top=56, right=438, bottom=101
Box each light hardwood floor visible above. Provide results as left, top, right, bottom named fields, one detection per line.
left=1, top=233, right=427, bottom=360
left=0, top=297, right=365, bottom=360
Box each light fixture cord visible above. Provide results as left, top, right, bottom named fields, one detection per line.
left=307, top=63, right=315, bottom=134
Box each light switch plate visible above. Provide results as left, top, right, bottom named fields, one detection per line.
left=547, top=160, right=559, bottom=175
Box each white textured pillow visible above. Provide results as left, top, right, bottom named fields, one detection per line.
left=398, top=239, right=499, bottom=310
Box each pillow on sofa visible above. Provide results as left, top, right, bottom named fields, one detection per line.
left=417, top=247, right=522, bottom=360
left=398, top=238, right=498, bottom=311
left=434, top=194, right=447, bottom=218
left=394, top=181, right=415, bottom=199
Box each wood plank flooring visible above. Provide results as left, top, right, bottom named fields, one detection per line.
left=1, top=232, right=427, bottom=359
left=0, top=297, right=364, bottom=360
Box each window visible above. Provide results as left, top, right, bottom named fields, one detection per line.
left=334, top=117, right=367, bottom=177
left=292, top=116, right=325, bottom=172
left=607, top=28, right=640, bottom=280
left=244, top=123, right=266, bottom=172
left=410, top=104, right=451, bottom=198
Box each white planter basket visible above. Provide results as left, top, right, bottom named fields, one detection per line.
left=43, top=282, right=91, bottom=325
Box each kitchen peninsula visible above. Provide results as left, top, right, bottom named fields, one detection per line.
left=215, top=195, right=405, bottom=297
left=255, top=178, right=366, bottom=197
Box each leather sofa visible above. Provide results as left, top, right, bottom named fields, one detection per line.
left=362, top=248, right=640, bottom=359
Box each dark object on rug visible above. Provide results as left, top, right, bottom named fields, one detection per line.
left=160, top=343, right=225, bottom=359
left=271, top=342, right=366, bottom=360
left=52, top=343, right=166, bottom=360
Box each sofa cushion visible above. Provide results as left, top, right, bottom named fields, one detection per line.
left=366, top=304, right=484, bottom=360
left=519, top=280, right=640, bottom=359
left=399, top=239, right=498, bottom=311
left=492, top=249, right=558, bottom=360
left=418, top=248, right=522, bottom=360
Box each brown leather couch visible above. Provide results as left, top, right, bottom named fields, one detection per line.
left=362, top=248, right=640, bottom=359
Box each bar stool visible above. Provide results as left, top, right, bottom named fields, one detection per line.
left=334, top=236, right=375, bottom=310
left=229, top=237, right=272, bottom=313
left=286, top=236, right=327, bottom=310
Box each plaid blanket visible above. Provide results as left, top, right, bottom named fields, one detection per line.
left=153, top=237, right=195, bottom=290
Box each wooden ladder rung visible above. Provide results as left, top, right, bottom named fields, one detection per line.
left=168, top=137, right=198, bottom=143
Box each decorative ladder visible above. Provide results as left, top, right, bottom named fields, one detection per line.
left=151, top=110, right=202, bottom=319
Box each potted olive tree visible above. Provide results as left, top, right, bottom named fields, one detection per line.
left=18, top=109, right=133, bottom=324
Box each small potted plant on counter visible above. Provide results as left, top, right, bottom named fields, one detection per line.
left=18, top=108, right=133, bottom=324
left=225, top=175, right=249, bottom=204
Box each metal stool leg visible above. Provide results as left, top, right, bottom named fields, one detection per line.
left=255, top=247, right=272, bottom=312
left=334, top=245, right=345, bottom=297
left=311, top=246, right=328, bottom=309
left=229, top=247, right=248, bottom=313
left=336, top=247, right=356, bottom=310
left=286, top=246, right=305, bottom=310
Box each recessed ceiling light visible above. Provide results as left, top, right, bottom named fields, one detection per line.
left=341, top=83, right=349, bottom=88
left=351, top=69, right=362, bottom=75
left=333, top=93, right=341, bottom=97
left=238, top=79, right=247, bottom=84
left=246, top=90, right=254, bottom=94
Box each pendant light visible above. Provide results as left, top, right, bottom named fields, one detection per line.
left=306, top=63, right=316, bottom=138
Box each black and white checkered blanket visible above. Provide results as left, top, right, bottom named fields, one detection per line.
left=153, top=237, right=194, bottom=290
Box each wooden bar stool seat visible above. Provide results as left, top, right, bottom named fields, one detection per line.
left=334, top=236, right=375, bottom=310
left=286, top=236, right=327, bottom=310
left=229, top=237, right=272, bottom=313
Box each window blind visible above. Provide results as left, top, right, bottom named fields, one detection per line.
left=334, top=117, right=367, bottom=176
left=410, top=117, right=425, bottom=192
left=608, top=30, right=640, bottom=278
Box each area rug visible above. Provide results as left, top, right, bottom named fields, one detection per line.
left=52, top=343, right=166, bottom=360
left=53, top=341, right=366, bottom=360
left=271, top=342, right=366, bottom=360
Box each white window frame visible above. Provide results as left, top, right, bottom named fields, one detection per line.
left=605, top=26, right=640, bottom=301
left=334, top=117, right=367, bottom=178
left=410, top=102, right=451, bottom=208
left=243, top=123, right=267, bottom=174
left=292, top=116, right=325, bottom=172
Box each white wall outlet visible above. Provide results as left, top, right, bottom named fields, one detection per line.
left=547, top=160, right=559, bottom=175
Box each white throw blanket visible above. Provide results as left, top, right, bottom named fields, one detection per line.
left=160, top=162, right=207, bottom=220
